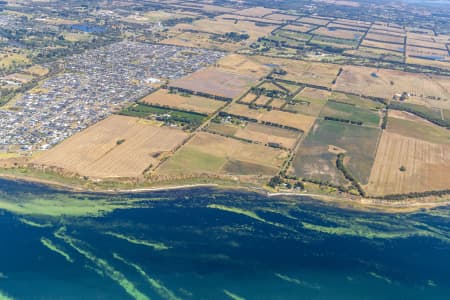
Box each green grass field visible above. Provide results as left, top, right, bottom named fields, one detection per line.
left=389, top=102, right=449, bottom=127
left=330, top=92, right=384, bottom=110
left=387, top=116, right=450, bottom=145
left=292, top=120, right=381, bottom=185
left=320, top=100, right=381, bottom=127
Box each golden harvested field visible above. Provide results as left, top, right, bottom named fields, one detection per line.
left=366, top=131, right=450, bottom=196
left=237, top=6, right=276, bottom=17
left=298, top=16, right=331, bottom=26
left=216, top=14, right=283, bottom=25
left=0, top=53, right=30, bottom=69
left=407, top=38, right=447, bottom=50
left=161, top=31, right=240, bottom=51
left=265, top=13, right=299, bottom=21
left=157, top=132, right=288, bottom=176
left=24, top=65, right=49, bottom=76
left=369, top=29, right=405, bottom=38
left=360, top=39, right=405, bottom=52
left=240, top=93, right=258, bottom=104
left=216, top=54, right=272, bottom=78
left=141, top=89, right=224, bottom=114
left=334, top=65, right=450, bottom=101
left=371, top=24, right=405, bottom=35
left=327, top=22, right=367, bottom=31
left=365, top=32, right=405, bottom=44
left=234, top=122, right=300, bottom=149
left=406, top=45, right=449, bottom=60
left=33, top=115, right=189, bottom=178
left=239, top=93, right=258, bottom=104
left=169, top=68, right=258, bottom=99
left=406, top=57, right=450, bottom=71
left=283, top=23, right=316, bottom=33
left=270, top=99, right=285, bottom=109
left=171, top=18, right=276, bottom=43
left=334, top=18, right=371, bottom=28
left=226, top=103, right=316, bottom=132
left=312, top=27, right=363, bottom=40
left=297, top=87, right=331, bottom=101
left=253, top=56, right=341, bottom=88
left=254, top=95, right=271, bottom=106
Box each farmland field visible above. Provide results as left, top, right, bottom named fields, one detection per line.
left=360, top=39, right=405, bottom=52
left=33, top=115, right=189, bottom=178
left=216, top=54, right=271, bottom=78
left=208, top=122, right=300, bottom=149
left=387, top=110, right=450, bottom=145
left=141, top=89, right=224, bottom=114
left=367, top=132, right=450, bottom=196
left=169, top=68, right=258, bottom=99
left=285, top=87, right=330, bottom=116
left=282, top=23, right=316, bottom=33
left=298, top=17, right=331, bottom=26
left=292, top=120, right=381, bottom=185
left=312, top=27, right=363, bottom=40
left=253, top=56, right=341, bottom=88
left=226, top=103, right=316, bottom=132
left=234, top=122, right=300, bottom=149
left=334, top=65, right=450, bottom=101
left=365, top=33, right=405, bottom=44
left=157, top=132, right=287, bottom=176
left=319, top=100, right=381, bottom=127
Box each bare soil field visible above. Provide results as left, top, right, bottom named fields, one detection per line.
left=312, top=27, right=363, bottom=40
left=33, top=115, right=189, bottom=178
left=226, top=103, right=316, bottom=132
left=366, top=131, right=450, bottom=196
left=141, top=89, right=224, bottom=114
left=169, top=68, right=258, bottom=99
left=253, top=56, right=341, bottom=88
left=157, top=132, right=287, bottom=176
left=334, top=65, right=450, bottom=101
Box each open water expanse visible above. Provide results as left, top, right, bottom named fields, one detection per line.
left=0, top=178, right=449, bottom=299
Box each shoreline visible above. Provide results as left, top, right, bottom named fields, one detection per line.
left=0, top=172, right=449, bottom=213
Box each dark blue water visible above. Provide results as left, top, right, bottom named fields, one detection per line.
left=0, top=179, right=448, bottom=299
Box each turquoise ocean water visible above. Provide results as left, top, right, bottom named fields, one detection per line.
left=0, top=179, right=448, bottom=299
